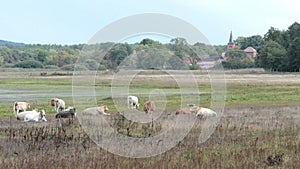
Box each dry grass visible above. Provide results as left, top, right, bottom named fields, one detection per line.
left=0, top=106, right=299, bottom=168
left=0, top=69, right=300, bottom=168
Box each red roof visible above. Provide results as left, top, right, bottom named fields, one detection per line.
left=244, top=47, right=256, bottom=53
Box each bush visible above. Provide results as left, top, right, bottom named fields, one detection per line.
left=61, top=64, right=88, bottom=71
left=1, top=63, right=14, bottom=68
left=13, top=60, right=44, bottom=68
left=44, top=65, right=59, bottom=69
left=222, top=61, right=255, bottom=69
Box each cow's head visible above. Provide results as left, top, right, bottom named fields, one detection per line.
left=50, top=98, right=56, bottom=107
left=39, top=110, right=47, bottom=122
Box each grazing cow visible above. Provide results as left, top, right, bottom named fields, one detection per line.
left=143, top=101, right=155, bottom=114
left=50, top=98, right=65, bottom=113
left=128, top=96, right=139, bottom=109
left=13, top=101, right=30, bottom=117
left=24, top=110, right=47, bottom=122
left=55, top=107, right=76, bottom=119
left=97, top=105, right=110, bottom=115
left=196, top=107, right=217, bottom=118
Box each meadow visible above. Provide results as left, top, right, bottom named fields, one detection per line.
left=0, top=69, right=300, bottom=168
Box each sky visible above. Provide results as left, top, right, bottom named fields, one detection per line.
left=0, top=0, right=299, bottom=45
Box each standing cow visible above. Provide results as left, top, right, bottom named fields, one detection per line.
left=128, top=96, right=139, bottom=109
left=50, top=98, right=65, bottom=113
left=143, top=100, right=155, bottom=114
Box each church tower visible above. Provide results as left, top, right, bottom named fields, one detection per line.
left=227, top=31, right=235, bottom=50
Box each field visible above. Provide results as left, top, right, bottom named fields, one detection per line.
left=0, top=69, right=300, bottom=168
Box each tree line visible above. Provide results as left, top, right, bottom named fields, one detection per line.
left=0, top=22, right=299, bottom=72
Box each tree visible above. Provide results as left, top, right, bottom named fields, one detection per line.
left=170, top=37, right=188, bottom=45
left=13, top=60, right=44, bottom=68
left=136, top=48, right=170, bottom=69
left=264, top=27, right=286, bottom=47
left=222, top=49, right=255, bottom=69
left=256, top=40, right=288, bottom=71
left=167, top=55, right=189, bottom=70
left=103, top=43, right=133, bottom=70
left=288, top=37, right=300, bottom=71
left=36, top=50, right=47, bottom=63
left=235, top=35, right=263, bottom=50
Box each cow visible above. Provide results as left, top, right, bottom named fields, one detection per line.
left=175, top=104, right=200, bottom=115
left=188, top=104, right=200, bottom=114
left=55, top=107, right=76, bottom=119
left=143, top=101, right=155, bottom=114
left=97, top=105, right=110, bottom=115
left=50, top=98, right=65, bottom=113
left=13, top=101, right=30, bottom=117
left=128, top=96, right=139, bottom=109
left=16, top=109, right=46, bottom=121
left=24, top=110, right=47, bottom=122
left=196, top=107, right=217, bottom=118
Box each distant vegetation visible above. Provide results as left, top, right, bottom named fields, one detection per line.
left=0, top=22, right=299, bottom=72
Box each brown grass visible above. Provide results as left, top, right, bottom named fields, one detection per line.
left=0, top=106, right=299, bottom=168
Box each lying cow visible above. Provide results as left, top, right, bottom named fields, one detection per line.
left=143, top=101, right=155, bottom=114
left=24, top=110, right=47, bottom=122
left=196, top=107, right=217, bottom=118
left=13, top=101, right=30, bottom=117
left=16, top=109, right=47, bottom=122
left=128, top=96, right=139, bottom=109
left=97, top=105, right=110, bottom=115
left=175, top=104, right=200, bottom=115
left=50, top=98, right=65, bottom=113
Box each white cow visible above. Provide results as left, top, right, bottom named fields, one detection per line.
left=16, top=109, right=46, bottom=121
left=196, top=107, right=217, bottom=118
left=24, top=110, right=47, bottom=122
left=13, top=101, right=30, bottom=117
left=128, top=96, right=139, bottom=109
left=50, top=98, right=65, bottom=113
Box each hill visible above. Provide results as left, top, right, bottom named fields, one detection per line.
left=0, top=39, right=25, bottom=46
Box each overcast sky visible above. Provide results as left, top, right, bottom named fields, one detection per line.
left=0, top=0, right=299, bottom=45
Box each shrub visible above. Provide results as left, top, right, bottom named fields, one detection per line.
left=61, top=64, right=88, bottom=71
left=13, top=60, right=44, bottom=68
left=44, top=65, right=59, bottom=69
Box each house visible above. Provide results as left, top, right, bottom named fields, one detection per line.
left=197, top=58, right=216, bottom=69
left=244, top=46, right=257, bottom=58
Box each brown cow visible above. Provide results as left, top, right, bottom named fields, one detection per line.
left=143, top=101, right=155, bottom=114
left=97, top=105, right=110, bottom=115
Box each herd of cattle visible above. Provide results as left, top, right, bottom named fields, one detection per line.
left=12, top=96, right=217, bottom=123
left=13, top=98, right=77, bottom=122
left=126, top=95, right=217, bottom=118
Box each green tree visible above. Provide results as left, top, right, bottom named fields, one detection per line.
left=167, top=55, right=189, bottom=70
left=136, top=48, right=170, bottom=69
left=222, top=49, right=255, bottom=69
left=264, top=27, right=283, bottom=43
left=256, top=40, right=288, bottom=71
left=288, top=37, right=300, bottom=71
left=103, top=43, right=133, bottom=70
left=13, top=60, right=44, bottom=68
left=235, top=35, right=263, bottom=50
